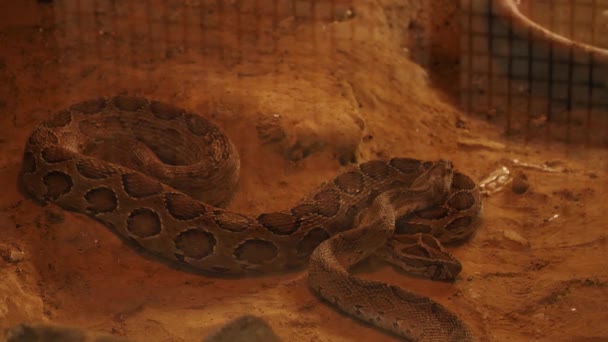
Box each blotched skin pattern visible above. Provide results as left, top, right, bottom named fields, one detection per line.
left=309, top=161, right=475, bottom=341
left=20, top=96, right=482, bottom=341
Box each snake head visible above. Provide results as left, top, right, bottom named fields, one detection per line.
left=387, top=233, right=463, bottom=281
left=408, top=159, right=454, bottom=202
left=375, top=160, right=454, bottom=221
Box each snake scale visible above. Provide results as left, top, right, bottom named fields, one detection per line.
left=20, top=96, right=482, bottom=341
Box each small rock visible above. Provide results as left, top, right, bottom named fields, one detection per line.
left=203, top=315, right=282, bottom=342
left=455, top=117, right=468, bottom=129
left=335, top=7, right=355, bottom=21
left=502, top=229, right=530, bottom=247
left=532, top=312, right=545, bottom=320
left=9, top=250, right=25, bottom=262
left=545, top=160, right=564, bottom=168
left=511, top=172, right=529, bottom=194
left=45, top=210, right=64, bottom=224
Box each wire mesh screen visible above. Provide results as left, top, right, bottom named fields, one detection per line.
left=460, top=0, right=608, bottom=146
left=44, top=0, right=608, bottom=146
left=46, top=0, right=442, bottom=99
left=49, top=1, right=365, bottom=66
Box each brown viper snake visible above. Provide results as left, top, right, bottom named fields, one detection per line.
left=20, top=96, right=482, bottom=341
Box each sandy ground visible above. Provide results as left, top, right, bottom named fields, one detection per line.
left=0, top=1, right=607, bottom=341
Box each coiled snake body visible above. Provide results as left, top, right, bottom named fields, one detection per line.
left=21, top=96, right=482, bottom=341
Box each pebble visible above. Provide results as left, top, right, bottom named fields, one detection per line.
left=512, top=172, right=529, bottom=194
left=532, top=312, right=545, bottom=320
left=204, top=315, right=282, bottom=342
left=9, top=250, right=25, bottom=262
left=503, top=229, right=530, bottom=247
